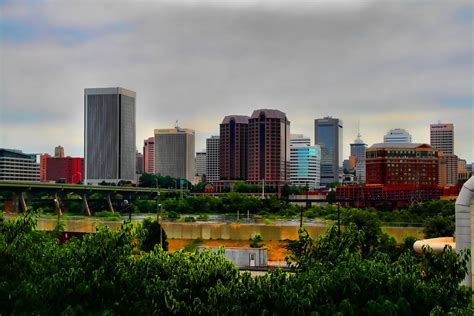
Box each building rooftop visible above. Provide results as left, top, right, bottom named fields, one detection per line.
left=154, top=127, right=195, bottom=135
left=250, top=109, right=287, bottom=120
left=0, top=148, right=37, bottom=159
left=368, top=143, right=435, bottom=149
left=221, top=115, right=250, bottom=124
left=84, top=87, right=136, bottom=98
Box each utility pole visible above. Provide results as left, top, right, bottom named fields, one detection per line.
left=261, top=179, right=265, bottom=199
left=337, top=201, right=341, bottom=236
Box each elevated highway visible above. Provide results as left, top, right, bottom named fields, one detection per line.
left=0, top=180, right=184, bottom=215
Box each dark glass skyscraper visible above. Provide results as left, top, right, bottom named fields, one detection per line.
left=219, top=115, right=249, bottom=180
left=84, top=87, right=136, bottom=184
left=314, top=117, right=343, bottom=186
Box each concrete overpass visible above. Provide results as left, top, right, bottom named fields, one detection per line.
left=0, top=180, right=184, bottom=215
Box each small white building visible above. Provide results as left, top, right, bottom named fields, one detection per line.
left=198, top=246, right=268, bottom=268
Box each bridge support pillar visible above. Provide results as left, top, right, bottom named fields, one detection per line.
left=82, top=193, right=91, bottom=216
left=54, top=192, right=62, bottom=220
left=19, top=191, right=28, bottom=212
left=106, top=194, right=115, bottom=213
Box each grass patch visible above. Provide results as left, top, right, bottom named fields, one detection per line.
left=94, top=211, right=121, bottom=220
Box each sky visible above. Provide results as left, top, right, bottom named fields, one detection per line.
left=0, top=0, right=473, bottom=162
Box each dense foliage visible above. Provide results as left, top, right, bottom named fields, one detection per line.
left=1, top=211, right=471, bottom=315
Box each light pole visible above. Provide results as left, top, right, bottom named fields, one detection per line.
left=123, top=200, right=132, bottom=221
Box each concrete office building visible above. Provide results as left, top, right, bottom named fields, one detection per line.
left=290, top=136, right=321, bottom=189
left=430, top=123, right=457, bottom=185
left=136, top=151, right=144, bottom=175
left=154, top=127, right=195, bottom=182
left=350, top=133, right=368, bottom=183
left=248, top=109, right=290, bottom=187
left=143, top=137, right=155, bottom=174
left=384, top=128, right=412, bottom=143
left=84, top=87, right=136, bottom=184
left=219, top=115, right=249, bottom=180
left=206, top=135, right=220, bottom=183
left=314, top=117, right=343, bottom=186
left=430, top=123, right=454, bottom=155
left=0, top=148, right=40, bottom=182
left=195, top=151, right=207, bottom=176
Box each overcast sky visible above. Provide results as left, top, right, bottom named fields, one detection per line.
left=1, top=0, right=473, bottom=162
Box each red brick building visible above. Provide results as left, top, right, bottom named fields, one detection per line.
left=247, top=109, right=290, bottom=188
left=336, top=184, right=444, bottom=207
left=143, top=137, right=155, bottom=174
left=366, top=143, right=440, bottom=186
left=337, top=143, right=443, bottom=207
left=40, top=154, right=84, bottom=184
left=219, top=115, right=249, bottom=180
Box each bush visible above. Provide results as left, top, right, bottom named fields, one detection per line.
left=250, top=234, right=264, bottom=248
left=196, top=213, right=210, bottom=221
left=183, top=237, right=204, bottom=252
left=165, top=211, right=180, bottom=220
left=138, top=218, right=168, bottom=251
left=183, top=216, right=196, bottom=223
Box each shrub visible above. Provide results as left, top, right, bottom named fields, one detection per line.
left=250, top=234, right=264, bottom=248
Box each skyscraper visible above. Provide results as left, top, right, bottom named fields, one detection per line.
left=430, top=123, right=457, bottom=185
left=154, top=127, right=195, bottom=182
left=84, top=87, right=136, bottom=184
left=314, top=117, right=343, bottom=186
left=206, top=135, right=220, bottom=183
left=383, top=128, right=412, bottom=143
left=248, top=109, right=290, bottom=187
left=430, top=123, right=454, bottom=155
left=219, top=115, right=249, bottom=180
left=290, top=136, right=321, bottom=189
left=143, top=137, right=155, bottom=174
left=195, top=151, right=207, bottom=176
left=350, top=133, right=367, bottom=183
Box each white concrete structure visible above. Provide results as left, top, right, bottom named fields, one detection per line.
left=383, top=128, right=412, bottom=143
left=198, top=246, right=268, bottom=267
left=290, top=136, right=321, bottom=189
left=455, top=176, right=474, bottom=286
left=195, top=151, right=206, bottom=176
left=154, top=127, right=195, bottom=182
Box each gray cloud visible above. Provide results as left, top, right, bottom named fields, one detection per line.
left=1, top=0, right=472, bottom=161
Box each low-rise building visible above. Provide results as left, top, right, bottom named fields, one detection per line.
left=0, top=148, right=40, bottom=182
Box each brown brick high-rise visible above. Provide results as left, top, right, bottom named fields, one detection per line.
left=219, top=115, right=249, bottom=180
left=248, top=109, right=290, bottom=187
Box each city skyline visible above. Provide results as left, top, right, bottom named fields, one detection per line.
left=0, top=0, right=472, bottom=162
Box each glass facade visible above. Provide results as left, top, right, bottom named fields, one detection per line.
left=315, top=117, right=343, bottom=186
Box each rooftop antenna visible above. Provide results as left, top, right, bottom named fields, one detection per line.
left=357, top=119, right=361, bottom=139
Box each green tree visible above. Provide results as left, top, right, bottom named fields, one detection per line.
left=139, top=218, right=168, bottom=251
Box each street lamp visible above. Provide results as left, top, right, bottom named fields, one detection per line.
left=123, top=200, right=132, bottom=221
